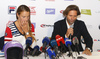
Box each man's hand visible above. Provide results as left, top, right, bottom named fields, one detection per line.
left=66, top=28, right=74, bottom=38
left=82, top=48, right=92, bottom=56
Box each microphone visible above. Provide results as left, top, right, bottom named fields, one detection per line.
left=31, top=45, right=39, bottom=56
left=24, top=37, right=32, bottom=57
left=72, top=36, right=80, bottom=55
left=64, top=38, right=73, bottom=57
left=69, top=24, right=74, bottom=39
left=46, top=46, right=56, bottom=59
left=56, top=35, right=66, bottom=53
left=42, top=37, right=50, bottom=52
left=50, top=39, right=59, bottom=56
left=26, top=37, right=32, bottom=46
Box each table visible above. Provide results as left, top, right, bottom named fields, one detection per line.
left=0, top=51, right=100, bottom=59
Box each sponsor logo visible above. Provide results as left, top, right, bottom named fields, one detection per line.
left=95, top=11, right=100, bottom=13
left=97, top=49, right=100, bottom=52
left=6, top=21, right=14, bottom=27
left=45, top=0, right=55, bottom=1
left=99, top=0, right=100, bottom=1
left=45, top=8, right=55, bottom=14
left=94, top=39, right=97, bottom=41
left=32, top=23, right=36, bottom=28
left=94, top=39, right=100, bottom=41
left=40, top=24, right=53, bottom=28
left=60, top=10, right=64, bottom=13
left=29, top=6, right=36, bottom=15
left=81, top=9, right=91, bottom=15
left=98, top=39, right=100, bottom=41
left=8, top=6, right=17, bottom=14
left=64, top=0, right=73, bottom=1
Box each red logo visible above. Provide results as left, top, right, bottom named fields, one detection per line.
left=60, top=10, right=64, bottom=13
left=94, top=39, right=97, bottom=41
left=40, top=24, right=46, bottom=28
left=29, top=6, right=36, bottom=15
left=6, top=21, right=14, bottom=27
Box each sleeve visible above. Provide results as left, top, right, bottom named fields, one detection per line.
left=51, top=22, right=60, bottom=40
left=4, top=27, right=12, bottom=44
left=31, top=24, right=35, bottom=36
left=80, top=21, right=93, bottom=51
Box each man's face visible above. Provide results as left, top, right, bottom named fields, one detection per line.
left=66, top=10, right=77, bottom=25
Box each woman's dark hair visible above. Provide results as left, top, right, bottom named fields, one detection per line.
left=16, top=5, right=30, bottom=19
left=63, top=5, right=81, bottom=16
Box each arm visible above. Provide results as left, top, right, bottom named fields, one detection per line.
left=51, top=22, right=60, bottom=40
left=80, top=21, right=93, bottom=55
left=4, top=27, right=12, bottom=43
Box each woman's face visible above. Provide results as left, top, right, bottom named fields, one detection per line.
left=17, top=11, right=30, bottom=23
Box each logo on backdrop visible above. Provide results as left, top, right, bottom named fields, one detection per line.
left=60, top=10, right=64, bottom=13
left=94, top=39, right=100, bottom=41
left=45, top=8, right=55, bottom=14
left=40, top=24, right=54, bottom=28
left=6, top=21, right=14, bottom=27
left=95, top=11, right=100, bottom=13
left=29, top=6, right=36, bottom=15
left=8, top=6, right=17, bottom=15
left=64, top=0, right=74, bottom=1
left=81, top=9, right=91, bottom=15
left=97, top=49, right=100, bottom=52
left=32, top=23, right=36, bottom=28
left=45, top=0, right=55, bottom=1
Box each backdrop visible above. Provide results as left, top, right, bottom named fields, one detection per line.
left=0, top=0, right=100, bottom=52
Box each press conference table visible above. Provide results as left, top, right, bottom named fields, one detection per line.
left=0, top=51, right=100, bottom=59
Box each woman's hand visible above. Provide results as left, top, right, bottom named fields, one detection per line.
left=20, top=20, right=29, bottom=33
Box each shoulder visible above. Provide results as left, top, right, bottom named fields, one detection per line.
left=54, top=18, right=66, bottom=25
left=7, top=22, right=15, bottom=28
left=75, top=20, right=85, bottom=25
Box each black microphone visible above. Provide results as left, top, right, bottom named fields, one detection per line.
left=42, top=37, right=50, bottom=52
left=69, top=24, right=74, bottom=39
left=72, top=36, right=80, bottom=55
left=64, top=38, right=73, bottom=57
left=24, top=37, right=32, bottom=57
left=50, top=39, right=59, bottom=57
left=55, top=35, right=66, bottom=53
left=46, top=46, right=56, bottom=59
left=31, top=45, right=39, bottom=56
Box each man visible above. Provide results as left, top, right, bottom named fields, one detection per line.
left=51, top=5, right=93, bottom=55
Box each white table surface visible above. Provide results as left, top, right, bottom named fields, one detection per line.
left=0, top=51, right=100, bottom=59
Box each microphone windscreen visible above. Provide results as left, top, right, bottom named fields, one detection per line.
left=50, top=39, right=57, bottom=47
left=55, top=35, right=61, bottom=39
left=34, top=45, right=39, bottom=50
left=26, top=37, right=32, bottom=46
left=42, top=37, right=50, bottom=45
left=70, top=24, right=74, bottom=28
left=72, top=36, right=79, bottom=45
left=65, top=41, right=72, bottom=47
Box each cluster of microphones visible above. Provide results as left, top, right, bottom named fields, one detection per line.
left=24, top=35, right=80, bottom=59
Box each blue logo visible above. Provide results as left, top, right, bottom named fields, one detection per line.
left=32, top=23, right=36, bottom=29
left=8, top=6, right=17, bottom=14
left=45, top=8, right=55, bottom=14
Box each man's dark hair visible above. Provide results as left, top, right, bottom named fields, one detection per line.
left=63, top=5, right=81, bottom=16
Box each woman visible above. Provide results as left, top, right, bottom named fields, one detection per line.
left=4, top=5, right=36, bottom=49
